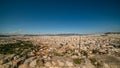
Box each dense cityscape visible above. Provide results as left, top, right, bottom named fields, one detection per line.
left=0, top=33, right=120, bottom=68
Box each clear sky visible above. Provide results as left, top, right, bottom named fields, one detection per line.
left=0, top=0, right=120, bottom=34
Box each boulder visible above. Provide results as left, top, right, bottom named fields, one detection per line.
left=45, top=62, right=52, bottom=67
left=65, top=61, right=74, bottom=67
left=0, top=59, right=8, bottom=65
left=29, top=59, right=37, bottom=68
left=57, top=60, right=64, bottom=66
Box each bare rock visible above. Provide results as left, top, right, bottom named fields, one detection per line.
left=80, top=58, right=95, bottom=68
left=29, top=59, right=37, bottom=68
left=45, top=62, right=52, bottom=67
left=18, top=63, right=29, bottom=68
left=24, top=57, right=36, bottom=63
left=65, top=61, right=74, bottom=67
left=102, top=63, right=110, bottom=68
left=57, top=60, right=64, bottom=66
left=51, top=61, right=57, bottom=66
left=71, top=55, right=78, bottom=59
left=0, top=65, right=4, bottom=68
left=0, top=59, right=8, bottom=65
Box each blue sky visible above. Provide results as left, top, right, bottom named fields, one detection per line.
left=0, top=0, right=120, bottom=34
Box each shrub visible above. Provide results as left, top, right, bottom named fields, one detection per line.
left=89, top=57, right=102, bottom=67
left=89, top=57, right=97, bottom=65
left=92, top=49, right=99, bottom=54
left=81, top=50, right=88, bottom=57
left=53, top=51, right=64, bottom=56
left=73, top=58, right=82, bottom=64
left=0, top=41, right=37, bottom=55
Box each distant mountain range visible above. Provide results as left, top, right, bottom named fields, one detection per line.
left=0, top=32, right=120, bottom=37
left=104, top=32, right=120, bottom=34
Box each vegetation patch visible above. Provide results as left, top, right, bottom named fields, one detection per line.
left=73, top=58, right=82, bottom=64
left=0, top=41, right=40, bottom=55
left=52, top=51, right=64, bottom=56
left=89, top=57, right=97, bottom=65
left=89, top=57, right=101, bottom=67
left=92, top=49, right=99, bottom=54
left=81, top=50, right=88, bottom=57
